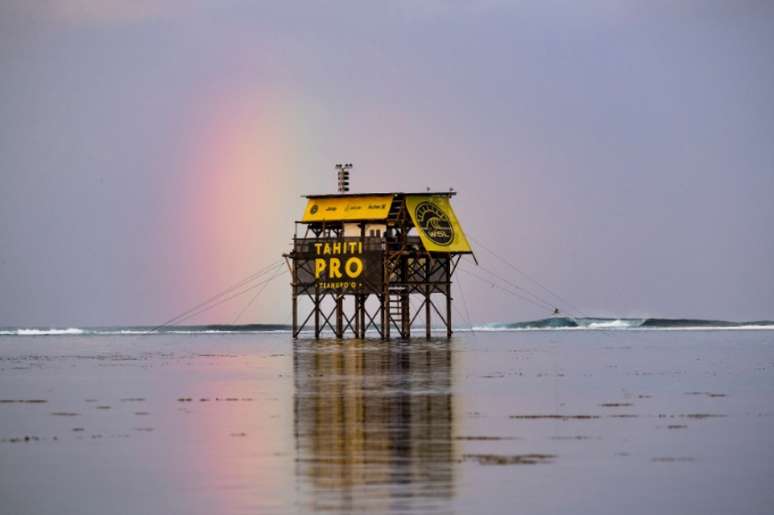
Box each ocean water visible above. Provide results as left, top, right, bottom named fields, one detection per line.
left=1, top=328, right=773, bottom=514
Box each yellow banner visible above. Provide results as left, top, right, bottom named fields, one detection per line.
left=303, top=195, right=393, bottom=222
left=405, top=195, right=472, bottom=252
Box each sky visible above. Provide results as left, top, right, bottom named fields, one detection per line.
left=1, top=0, right=772, bottom=326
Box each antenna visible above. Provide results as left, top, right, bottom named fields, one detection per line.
left=335, top=163, right=352, bottom=193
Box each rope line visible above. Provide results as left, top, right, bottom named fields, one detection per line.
left=454, top=276, right=477, bottom=340
left=467, top=260, right=561, bottom=311
left=232, top=273, right=277, bottom=324
left=457, top=265, right=556, bottom=312
left=171, top=269, right=288, bottom=327
left=144, top=260, right=284, bottom=335
left=468, top=234, right=588, bottom=317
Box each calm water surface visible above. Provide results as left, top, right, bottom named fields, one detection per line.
left=1, top=330, right=773, bottom=514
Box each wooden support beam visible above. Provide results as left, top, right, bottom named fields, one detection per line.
left=402, top=290, right=410, bottom=340
left=446, top=259, right=452, bottom=339
left=291, top=256, right=299, bottom=338
left=292, top=293, right=298, bottom=338
left=382, top=252, right=390, bottom=341
left=382, top=293, right=390, bottom=340
left=354, top=295, right=360, bottom=338
left=314, top=290, right=320, bottom=340
left=335, top=295, right=343, bottom=338
left=359, top=295, right=366, bottom=338
left=425, top=258, right=432, bottom=340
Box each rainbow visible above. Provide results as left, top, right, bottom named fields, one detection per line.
left=176, top=85, right=302, bottom=322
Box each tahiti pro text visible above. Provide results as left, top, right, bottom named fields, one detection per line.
left=314, top=241, right=364, bottom=280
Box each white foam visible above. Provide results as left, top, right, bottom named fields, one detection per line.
left=584, top=319, right=639, bottom=329
left=13, top=328, right=85, bottom=336
left=471, top=324, right=774, bottom=333
left=739, top=324, right=774, bottom=330
left=641, top=325, right=774, bottom=332
left=472, top=325, right=585, bottom=332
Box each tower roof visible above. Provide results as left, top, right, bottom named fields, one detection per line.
left=303, top=191, right=455, bottom=199
left=299, top=192, right=471, bottom=253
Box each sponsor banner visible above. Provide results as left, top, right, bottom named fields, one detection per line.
left=405, top=195, right=472, bottom=253
left=304, top=240, right=382, bottom=293
left=303, top=195, right=393, bottom=222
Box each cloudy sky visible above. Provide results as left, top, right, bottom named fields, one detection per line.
left=1, top=1, right=772, bottom=326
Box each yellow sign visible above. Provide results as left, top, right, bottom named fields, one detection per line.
left=303, top=195, right=393, bottom=222
left=405, top=195, right=472, bottom=253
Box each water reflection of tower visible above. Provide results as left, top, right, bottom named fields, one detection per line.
left=293, top=341, right=456, bottom=512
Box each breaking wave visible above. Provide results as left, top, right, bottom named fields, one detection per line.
left=474, top=317, right=774, bottom=331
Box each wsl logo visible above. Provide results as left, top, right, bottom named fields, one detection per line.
left=415, top=201, right=454, bottom=246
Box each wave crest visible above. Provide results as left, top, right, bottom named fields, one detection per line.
left=475, top=317, right=774, bottom=331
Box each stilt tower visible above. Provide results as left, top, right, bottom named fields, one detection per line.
left=286, top=166, right=474, bottom=339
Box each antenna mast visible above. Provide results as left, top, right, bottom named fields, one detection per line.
left=335, top=163, right=352, bottom=193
